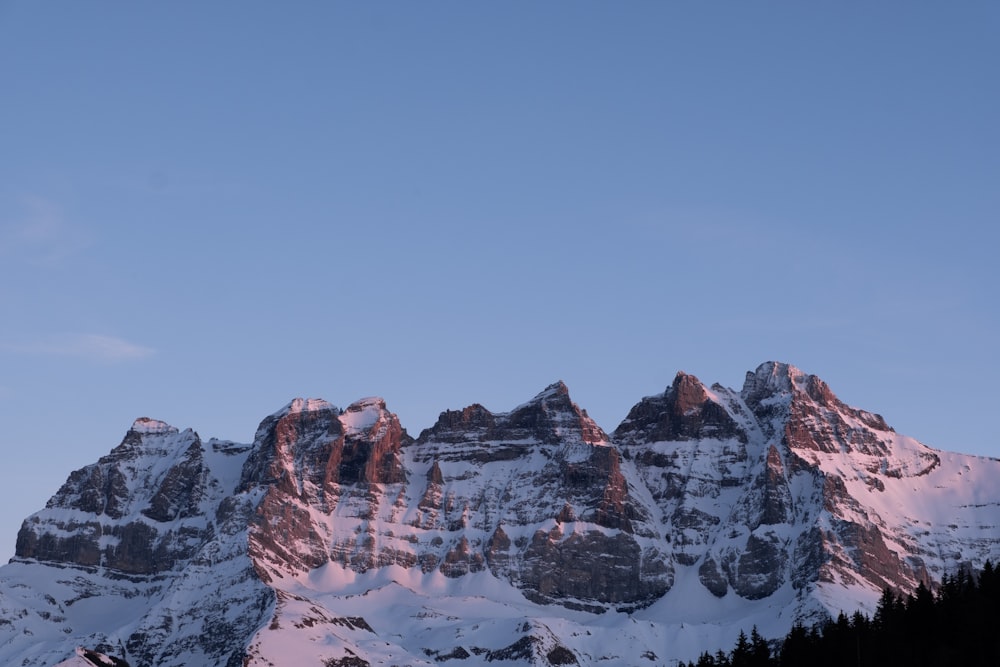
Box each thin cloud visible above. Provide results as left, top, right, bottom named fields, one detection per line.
left=0, top=196, right=92, bottom=266
left=6, top=334, right=156, bottom=363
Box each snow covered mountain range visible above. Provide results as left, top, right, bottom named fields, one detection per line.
left=3, top=361, right=999, bottom=666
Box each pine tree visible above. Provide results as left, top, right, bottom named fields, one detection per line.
left=778, top=622, right=811, bottom=667
left=731, top=629, right=751, bottom=667
left=748, top=626, right=770, bottom=667
left=873, top=587, right=900, bottom=632
left=700, top=561, right=1000, bottom=667
left=694, top=650, right=718, bottom=667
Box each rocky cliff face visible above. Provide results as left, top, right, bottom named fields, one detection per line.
left=408, top=381, right=670, bottom=612
left=4, top=419, right=271, bottom=667
left=4, top=362, right=1000, bottom=667
left=15, top=419, right=210, bottom=573
left=615, top=362, right=956, bottom=606
left=237, top=396, right=410, bottom=581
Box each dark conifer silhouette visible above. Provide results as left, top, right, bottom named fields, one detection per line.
left=683, top=560, right=1000, bottom=667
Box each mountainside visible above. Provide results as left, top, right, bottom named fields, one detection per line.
left=3, top=362, right=999, bottom=666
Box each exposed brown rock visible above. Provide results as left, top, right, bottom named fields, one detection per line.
left=440, top=536, right=485, bottom=578
left=759, top=445, right=792, bottom=526
left=614, top=372, right=748, bottom=445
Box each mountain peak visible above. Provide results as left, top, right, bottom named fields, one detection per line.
left=128, top=417, right=177, bottom=435
left=614, top=370, right=746, bottom=444
left=671, top=371, right=710, bottom=413
left=503, top=380, right=607, bottom=445
left=742, top=361, right=805, bottom=394
left=509, top=381, right=575, bottom=414
left=340, top=397, right=389, bottom=436
left=537, top=380, right=570, bottom=398
left=741, top=361, right=852, bottom=412
left=281, top=397, right=340, bottom=417
left=740, top=361, right=836, bottom=413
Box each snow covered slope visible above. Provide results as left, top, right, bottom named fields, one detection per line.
left=3, top=362, right=999, bottom=666
left=53, top=647, right=129, bottom=667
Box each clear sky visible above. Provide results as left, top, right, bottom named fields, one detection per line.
left=1, top=2, right=997, bottom=562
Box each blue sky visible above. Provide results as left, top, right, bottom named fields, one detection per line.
left=1, top=2, right=997, bottom=561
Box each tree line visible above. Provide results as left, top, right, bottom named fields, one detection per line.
left=684, top=561, right=1000, bottom=667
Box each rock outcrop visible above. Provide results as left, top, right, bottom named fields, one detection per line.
left=408, top=381, right=671, bottom=611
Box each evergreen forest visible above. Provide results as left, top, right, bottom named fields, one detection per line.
left=684, top=561, right=1000, bottom=667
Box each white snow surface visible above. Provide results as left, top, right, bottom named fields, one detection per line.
left=243, top=561, right=806, bottom=667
